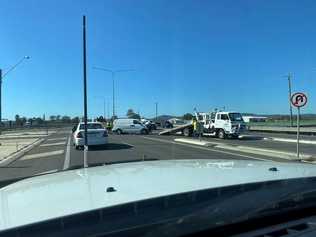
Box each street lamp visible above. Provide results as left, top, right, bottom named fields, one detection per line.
left=0, top=56, right=30, bottom=134
left=94, top=96, right=106, bottom=119
left=93, top=67, right=134, bottom=118
left=284, top=73, right=293, bottom=127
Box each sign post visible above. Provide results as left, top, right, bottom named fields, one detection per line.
left=290, top=92, right=307, bottom=159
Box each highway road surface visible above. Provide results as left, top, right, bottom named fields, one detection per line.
left=0, top=127, right=315, bottom=184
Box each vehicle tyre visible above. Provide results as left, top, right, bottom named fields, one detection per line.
left=231, top=134, right=239, bottom=139
left=75, top=145, right=79, bottom=150
left=141, top=129, right=148, bottom=135
left=183, top=128, right=190, bottom=137
left=218, top=129, right=226, bottom=139
left=116, top=129, right=122, bottom=135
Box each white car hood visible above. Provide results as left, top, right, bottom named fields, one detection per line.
left=0, top=159, right=316, bottom=231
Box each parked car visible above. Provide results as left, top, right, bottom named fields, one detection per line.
left=164, top=120, right=173, bottom=129
left=143, top=120, right=157, bottom=131
left=73, top=122, right=108, bottom=149
left=112, top=118, right=149, bottom=135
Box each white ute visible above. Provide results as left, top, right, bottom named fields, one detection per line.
left=73, top=122, right=108, bottom=149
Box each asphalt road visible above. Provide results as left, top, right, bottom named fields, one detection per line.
left=0, top=128, right=315, bottom=184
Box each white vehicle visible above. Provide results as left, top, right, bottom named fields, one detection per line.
left=161, top=111, right=246, bottom=139
left=112, top=118, right=149, bottom=135
left=73, top=122, right=108, bottom=149
left=196, top=111, right=246, bottom=138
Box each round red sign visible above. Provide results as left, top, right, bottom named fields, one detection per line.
left=291, top=92, right=307, bottom=108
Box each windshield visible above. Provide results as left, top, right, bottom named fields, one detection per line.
left=1, top=1, right=315, bottom=235
left=229, top=113, right=244, bottom=122
left=79, top=123, right=103, bottom=129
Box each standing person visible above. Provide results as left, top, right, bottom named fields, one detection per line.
left=106, top=121, right=112, bottom=132
left=192, top=117, right=197, bottom=137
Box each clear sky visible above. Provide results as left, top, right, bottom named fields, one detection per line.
left=0, top=0, right=315, bottom=119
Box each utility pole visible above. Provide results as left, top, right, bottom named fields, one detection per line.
left=0, top=69, right=2, bottom=135
left=0, top=56, right=30, bottom=135
left=83, top=15, right=88, bottom=168
left=112, top=72, right=115, bottom=118
left=287, top=73, right=293, bottom=127
left=155, top=102, right=158, bottom=121
left=103, top=98, right=106, bottom=120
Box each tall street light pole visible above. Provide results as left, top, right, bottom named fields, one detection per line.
left=83, top=15, right=88, bottom=168
left=94, top=96, right=106, bottom=119
left=0, top=56, right=30, bottom=134
left=93, top=67, right=134, bottom=119
left=155, top=102, right=158, bottom=121
left=286, top=73, right=293, bottom=127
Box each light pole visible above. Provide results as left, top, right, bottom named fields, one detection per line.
left=93, top=67, right=134, bottom=119
left=94, top=96, right=106, bottom=119
left=0, top=56, right=30, bottom=134
left=285, top=73, right=293, bottom=127
left=155, top=102, right=158, bottom=121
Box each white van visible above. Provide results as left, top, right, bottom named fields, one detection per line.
left=112, top=118, right=149, bottom=135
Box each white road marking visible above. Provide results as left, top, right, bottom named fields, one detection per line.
left=269, top=137, right=316, bottom=145
left=63, top=136, right=71, bottom=170
left=21, top=150, right=64, bottom=160
left=142, top=136, right=271, bottom=162
left=174, top=137, right=311, bottom=160
left=122, top=142, right=134, bottom=147
left=40, top=142, right=66, bottom=147
left=46, top=137, right=67, bottom=142
left=35, top=169, right=58, bottom=175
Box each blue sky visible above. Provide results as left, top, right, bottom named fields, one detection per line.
left=0, top=0, right=315, bottom=119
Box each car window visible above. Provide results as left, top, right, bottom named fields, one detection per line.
left=79, top=123, right=103, bottom=129
left=133, top=120, right=141, bottom=125
left=221, top=114, right=229, bottom=120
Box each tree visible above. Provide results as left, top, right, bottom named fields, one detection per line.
left=56, top=115, right=61, bottom=121
left=126, top=109, right=135, bottom=117
left=71, top=117, right=80, bottom=123
left=61, top=116, right=71, bottom=123
left=15, top=114, right=20, bottom=123
left=183, top=113, right=193, bottom=120
left=126, top=109, right=141, bottom=120
left=130, top=113, right=140, bottom=119
left=35, top=117, right=44, bottom=124
left=96, top=116, right=106, bottom=122
left=21, top=117, right=27, bottom=125
left=49, top=115, right=56, bottom=121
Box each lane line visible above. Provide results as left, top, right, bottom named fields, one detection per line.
left=40, top=142, right=66, bottom=147
left=35, top=169, right=59, bottom=175
left=46, top=138, right=67, bottom=142
left=21, top=150, right=64, bottom=160
left=142, top=136, right=273, bottom=162
left=63, top=136, right=71, bottom=170
left=122, top=142, right=134, bottom=147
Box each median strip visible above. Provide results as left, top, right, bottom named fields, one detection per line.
left=174, top=138, right=312, bottom=161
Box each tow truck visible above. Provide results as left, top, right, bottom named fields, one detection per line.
left=159, top=111, right=246, bottom=139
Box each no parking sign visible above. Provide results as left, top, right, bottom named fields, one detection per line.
left=290, top=92, right=308, bottom=159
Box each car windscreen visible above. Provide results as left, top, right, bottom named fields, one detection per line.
left=79, top=123, right=103, bottom=130
left=229, top=113, right=244, bottom=122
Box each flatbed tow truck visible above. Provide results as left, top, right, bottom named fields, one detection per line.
left=159, top=111, right=247, bottom=139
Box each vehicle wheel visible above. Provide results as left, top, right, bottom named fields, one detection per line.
left=75, top=145, right=79, bottom=150
left=141, top=129, right=148, bottom=135
left=231, top=134, right=239, bottom=139
left=218, top=129, right=226, bottom=139
left=116, top=129, right=122, bottom=135
left=183, top=128, right=190, bottom=137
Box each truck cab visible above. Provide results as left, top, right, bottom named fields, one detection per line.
left=197, top=111, right=246, bottom=138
